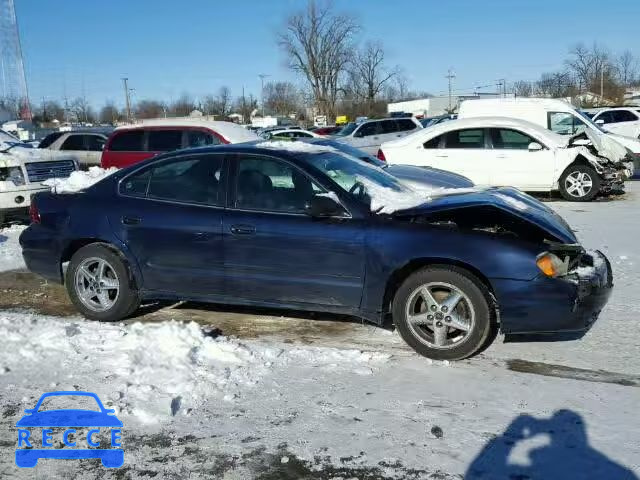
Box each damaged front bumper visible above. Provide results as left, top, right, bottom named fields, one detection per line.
left=599, top=166, right=626, bottom=195
left=492, top=251, right=613, bottom=336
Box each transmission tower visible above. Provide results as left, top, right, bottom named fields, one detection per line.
left=0, top=0, right=31, bottom=119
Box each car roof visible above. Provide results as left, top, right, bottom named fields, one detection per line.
left=115, top=118, right=260, bottom=142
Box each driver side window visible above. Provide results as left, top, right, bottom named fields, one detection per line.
left=234, top=156, right=325, bottom=213
left=356, top=122, right=380, bottom=137
left=548, top=112, right=585, bottom=135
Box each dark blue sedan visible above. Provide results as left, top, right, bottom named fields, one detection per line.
left=19, top=142, right=613, bottom=360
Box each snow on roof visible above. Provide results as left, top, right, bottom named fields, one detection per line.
left=116, top=118, right=260, bottom=143
left=255, top=140, right=338, bottom=154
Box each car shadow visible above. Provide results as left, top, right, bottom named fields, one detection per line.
left=465, top=410, right=638, bottom=479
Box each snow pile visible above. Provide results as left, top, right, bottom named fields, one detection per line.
left=0, top=224, right=26, bottom=272
left=43, top=166, right=119, bottom=193
left=0, top=313, right=389, bottom=424
left=357, top=176, right=428, bottom=214
left=256, top=140, right=337, bottom=154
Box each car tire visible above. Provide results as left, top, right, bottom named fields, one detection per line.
left=558, top=164, right=601, bottom=202
left=66, top=243, right=140, bottom=322
left=392, top=266, right=495, bottom=361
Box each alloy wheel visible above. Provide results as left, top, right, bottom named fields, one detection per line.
left=74, top=257, right=120, bottom=312
left=564, top=171, right=593, bottom=198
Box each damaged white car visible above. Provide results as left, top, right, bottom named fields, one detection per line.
left=0, top=130, right=78, bottom=224
left=378, top=117, right=630, bottom=202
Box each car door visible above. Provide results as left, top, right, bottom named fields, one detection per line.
left=84, top=134, right=106, bottom=166
left=112, top=153, right=226, bottom=296
left=487, top=128, right=556, bottom=190
left=426, top=128, right=493, bottom=185
left=348, top=122, right=383, bottom=154
left=223, top=153, right=366, bottom=308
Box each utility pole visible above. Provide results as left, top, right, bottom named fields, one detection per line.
left=445, top=69, right=456, bottom=112
left=258, top=74, right=270, bottom=117
left=122, top=77, right=132, bottom=123
left=242, top=85, right=247, bottom=124
left=600, top=68, right=604, bottom=101
left=497, top=78, right=507, bottom=98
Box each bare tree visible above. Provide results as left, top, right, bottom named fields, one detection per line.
left=535, top=71, right=574, bottom=98
left=234, top=94, right=258, bottom=124
left=99, top=102, right=120, bottom=124
left=215, top=86, right=232, bottom=117
left=616, top=51, right=638, bottom=86
left=69, top=97, right=95, bottom=123
left=136, top=100, right=166, bottom=119
left=513, top=80, right=534, bottom=97
left=264, top=81, right=300, bottom=115
left=279, top=0, right=359, bottom=119
left=347, top=41, right=397, bottom=115
left=170, top=94, right=196, bottom=117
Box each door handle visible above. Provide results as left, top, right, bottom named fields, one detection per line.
left=230, top=224, right=256, bottom=235
left=435, top=154, right=449, bottom=158
left=122, top=216, right=141, bottom=225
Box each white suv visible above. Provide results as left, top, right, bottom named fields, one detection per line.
left=591, top=107, right=640, bottom=139
left=334, top=117, right=422, bottom=155
left=0, top=131, right=77, bottom=224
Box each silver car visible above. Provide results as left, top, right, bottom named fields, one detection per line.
left=38, top=131, right=110, bottom=168
left=334, top=117, right=422, bottom=155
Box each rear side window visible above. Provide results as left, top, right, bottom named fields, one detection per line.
left=60, top=135, right=86, bottom=151
left=86, top=135, right=106, bottom=151
left=396, top=119, right=418, bottom=132
left=444, top=129, right=485, bottom=149
left=147, top=156, right=223, bottom=205
left=356, top=122, right=380, bottom=137
left=187, top=130, right=221, bottom=148
left=611, top=110, right=639, bottom=122
left=148, top=130, right=184, bottom=152
left=109, top=131, right=144, bottom=151
left=423, top=135, right=443, bottom=149
left=380, top=120, right=398, bottom=134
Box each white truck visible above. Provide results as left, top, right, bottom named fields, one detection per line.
left=0, top=130, right=78, bottom=224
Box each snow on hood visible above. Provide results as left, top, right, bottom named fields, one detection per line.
left=0, top=313, right=389, bottom=423
left=43, top=166, right=119, bottom=193
left=356, top=176, right=430, bottom=214
left=256, top=140, right=338, bottom=154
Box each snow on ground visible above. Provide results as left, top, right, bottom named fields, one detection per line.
left=0, top=184, right=639, bottom=478
left=0, top=224, right=26, bottom=272
left=43, top=166, right=118, bottom=193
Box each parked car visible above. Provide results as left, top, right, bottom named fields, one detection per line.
left=0, top=137, right=78, bottom=224
left=334, top=117, right=422, bottom=155
left=21, top=142, right=612, bottom=361
left=311, top=125, right=343, bottom=136
left=303, top=138, right=475, bottom=190
left=420, top=114, right=457, bottom=128
left=379, top=116, right=628, bottom=201
left=591, top=107, right=640, bottom=139
left=101, top=119, right=259, bottom=169
left=38, top=131, right=109, bottom=168
left=458, top=98, right=638, bottom=175
left=260, top=127, right=324, bottom=140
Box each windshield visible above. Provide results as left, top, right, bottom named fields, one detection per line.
left=302, top=151, right=427, bottom=213
left=335, top=122, right=358, bottom=136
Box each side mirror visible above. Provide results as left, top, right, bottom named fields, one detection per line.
left=528, top=142, right=543, bottom=152
left=595, top=119, right=605, bottom=125
left=304, top=195, right=343, bottom=217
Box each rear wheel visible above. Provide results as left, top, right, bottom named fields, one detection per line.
left=392, top=266, right=495, bottom=361
left=559, top=165, right=601, bottom=202
left=66, top=244, right=139, bottom=321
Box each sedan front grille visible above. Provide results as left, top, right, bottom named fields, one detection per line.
left=25, top=160, right=76, bottom=183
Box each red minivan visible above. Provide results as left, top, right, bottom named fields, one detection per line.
left=101, top=120, right=259, bottom=168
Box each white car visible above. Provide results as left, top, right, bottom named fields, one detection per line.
left=260, top=127, right=324, bottom=139
left=379, top=117, right=627, bottom=202
left=38, top=131, right=109, bottom=168
left=334, top=117, right=422, bottom=155
left=458, top=98, right=638, bottom=175
left=0, top=132, right=78, bottom=224
left=591, top=107, right=640, bottom=139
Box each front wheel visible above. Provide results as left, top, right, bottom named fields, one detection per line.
left=392, top=266, right=495, bottom=361
left=559, top=165, right=601, bottom=202
left=66, top=244, right=140, bottom=321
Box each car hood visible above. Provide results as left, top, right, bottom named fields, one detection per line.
left=385, top=164, right=474, bottom=189
left=16, top=409, right=123, bottom=427
left=568, top=129, right=631, bottom=162
left=392, top=187, right=578, bottom=244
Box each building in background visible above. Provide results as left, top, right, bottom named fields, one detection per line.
left=0, top=0, right=31, bottom=120
left=387, top=93, right=513, bottom=118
